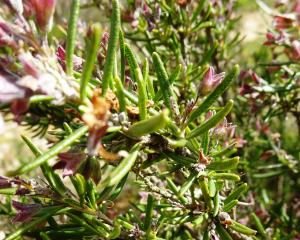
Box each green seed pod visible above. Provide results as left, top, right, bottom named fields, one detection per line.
left=126, top=110, right=169, bottom=139
left=229, top=220, right=257, bottom=235
left=207, top=157, right=240, bottom=171
left=187, top=100, right=234, bottom=139
left=102, top=0, right=120, bottom=95
left=224, top=183, right=248, bottom=205
left=223, top=199, right=238, bottom=212
left=188, top=65, right=239, bottom=124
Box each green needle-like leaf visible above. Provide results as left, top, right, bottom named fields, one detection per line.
left=80, top=23, right=102, bottom=102
left=124, top=44, right=148, bottom=120
left=9, top=126, right=88, bottom=175
left=66, top=0, right=80, bottom=75
left=187, top=100, right=234, bottom=139
left=229, top=220, right=257, bottom=235
left=102, top=0, right=120, bottom=95
left=224, top=183, right=248, bottom=205
left=102, top=143, right=140, bottom=188
left=126, top=109, right=169, bottom=139
left=207, top=157, right=239, bottom=171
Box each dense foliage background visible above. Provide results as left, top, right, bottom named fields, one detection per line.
left=0, top=0, right=299, bottom=239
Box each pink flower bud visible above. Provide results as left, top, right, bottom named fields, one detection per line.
left=30, top=0, right=56, bottom=31
left=199, top=66, right=225, bottom=96
left=273, top=15, right=294, bottom=30
left=263, top=31, right=286, bottom=45
left=291, top=40, right=300, bottom=59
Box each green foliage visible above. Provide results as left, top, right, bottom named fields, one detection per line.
left=0, top=0, right=299, bottom=239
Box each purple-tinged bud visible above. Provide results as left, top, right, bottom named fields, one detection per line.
left=30, top=0, right=56, bottom=31
left=213, top=118, right=236, bottom=139
left=12, top=200, right=41, bottom=223
left=54, top=151, right=87, bottom=177
left=199, top=66, right=225, bottom=96
left=0, top=176, right=12, bottom=188
left=0, top=22, right=18, bottom=49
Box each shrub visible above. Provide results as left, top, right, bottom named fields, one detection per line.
left=0, top=0, right=299, bottom=239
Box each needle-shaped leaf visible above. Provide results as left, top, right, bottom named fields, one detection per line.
left=21, top=135, right=67, bottom=196
left=216, top=223, right=233, bottom=240
left=251, top=213, right=267, bottom=238
left=113, top=76, right=126, bottom=112
left=119, top=29, right=126, bottom=84
left=80, top=23, right=102, bottom=102
left=9, top=126, right=88, bottom=175
left=126, top=109, right=169, bottom=139
left=143, top=58, right=155, bottom=99
left=178, top=171, right=199, bottom=197
left=213, top=192, right=220, bottom=216
left=212, top=173, right=240, bottom=181
left=144, top=194, right=155, bottom=235
left=224, top=183, right=248, bottom=205
left=102, top=0, right=120, bottom=96
left=6, top=207, right=67, bottom=240
left=223, top=199, right=238, bottom=212
left=152, top=52, right=172, bottom=110
left=102, top=143, right=140, bottom=188
left=124, top=44, right=148, bottom=120
left=66, top=0, right=80, bottom=75
left=187, top=100, right=234, bottom=139
left=229, top=220, right=257, bottom=235
left=207, top=157, right=239, bottom=171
